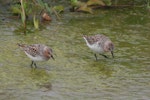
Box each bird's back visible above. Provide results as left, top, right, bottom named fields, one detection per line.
left=84, top=34, right=110, bottom=45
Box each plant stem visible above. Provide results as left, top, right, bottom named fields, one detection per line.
left=20, top=0, right=26, bottom=34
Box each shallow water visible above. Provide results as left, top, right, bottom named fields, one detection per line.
left=0, top=7, right=150, bottom=100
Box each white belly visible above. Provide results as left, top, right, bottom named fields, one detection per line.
left=25, top=52, right=45, bottom=61
left=87, top=43, right=104, bottom=53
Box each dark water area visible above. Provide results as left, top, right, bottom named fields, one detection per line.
left=0, top=3, right=150, bottom=100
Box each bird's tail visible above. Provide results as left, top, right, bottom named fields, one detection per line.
left=82, top=34, right=87, bottom=38
left=17, top=43, right=25, bottom=48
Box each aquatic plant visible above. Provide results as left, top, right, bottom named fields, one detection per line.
left=20, top=0, right=26, bottom=33
left=146, top=0, right=150, bottom=11
left=70, top=0, right=111, bottom=13
left=11, top=0, right=53, bottom=33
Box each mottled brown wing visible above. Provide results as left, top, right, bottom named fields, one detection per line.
left=24, top=45, right=40, bottom=57
left=84, top=34, right=109, bottom=45
left=86, top=35, right=100, bottom=45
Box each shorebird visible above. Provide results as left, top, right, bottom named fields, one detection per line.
left=17, top=43, right=54, bottom=68
left=83, top=34, right=114, bottom=61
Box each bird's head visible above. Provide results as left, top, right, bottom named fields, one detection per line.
left=44, top=47, right=55, bottom=60
left=104, top=41, right=114, bottom=58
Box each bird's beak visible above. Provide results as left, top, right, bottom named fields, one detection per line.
left=51, top=55, right=55, bottom=60
left=111, top=51, right=114, bottom=58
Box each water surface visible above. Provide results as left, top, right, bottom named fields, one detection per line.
left=0, top=7, right=150, bottom=100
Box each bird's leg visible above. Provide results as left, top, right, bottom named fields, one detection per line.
left=99, top=54, right=109, bottom=59
left=111, top=51, right=114, bottom=58
left=33, top=62, right=37, bottom=68
left=94, top=54, right=98, bottom=61
left=30, top=61, right=34, bottom=68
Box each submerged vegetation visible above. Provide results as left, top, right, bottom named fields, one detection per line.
left=4, top=0, right=149, bottom=34
left=10, top=0, right=64, bottom=34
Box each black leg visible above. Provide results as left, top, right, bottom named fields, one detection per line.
left=99, top=54, right=109, bottom=59
left=33, top=62, right=37, bottom=68
left=30, top=61, right=34, bottom=68
left=94, top=54, right=98, bottom=61
left=111, top=51, right=114, bottom=58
